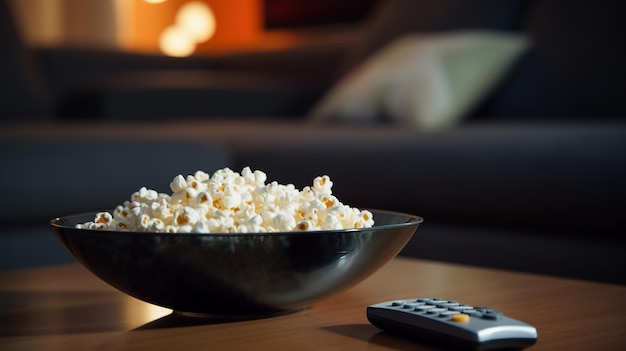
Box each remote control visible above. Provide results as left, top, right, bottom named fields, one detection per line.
left=367, top=297, right=537, bottom=350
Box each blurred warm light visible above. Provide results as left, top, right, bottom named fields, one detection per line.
left=144, top=0, right=167, bottom=3
left=177, top=1, right=216, bottom=42
left=159, top=25, right=197, bottom=57
left=122, top=0, right=264, bottom=55
left=158, top=1, right=215, bottom=57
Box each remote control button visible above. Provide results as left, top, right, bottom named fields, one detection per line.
left=391, top=300, right=406, bottom=307
left=451, top=314, right=470, bottom=323
left=429, top=308, right=448, bottom=313
left=421, top=298, right=441, bottom=304
left=462, top=310, right=483, bottom=318
left=451, top=306, right=473, bottom=311
left=482, top=312, right=502, bottom=320
left=414, top=305, right=436, bottom=312
left=440, top=311, right=461, bottom=316
left=474, top=306, right=494, bottom=313
left=436, top=302, right=460, bottom=308
left=425, top=298, right=447, bottom=305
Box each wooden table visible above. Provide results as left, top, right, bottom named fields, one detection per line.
left=1, top=257, right=624, bottom=351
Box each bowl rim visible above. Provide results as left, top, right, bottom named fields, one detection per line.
left=50, top=209, right=423, bottom=237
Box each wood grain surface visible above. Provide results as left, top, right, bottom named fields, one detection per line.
left=1, top=257, right=624, bottom=351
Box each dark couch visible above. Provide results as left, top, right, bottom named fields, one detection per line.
left=2, top=0, right=625, bottom=284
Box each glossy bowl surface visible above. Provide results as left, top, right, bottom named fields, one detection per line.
left=51, top=209, right=422, bottom=318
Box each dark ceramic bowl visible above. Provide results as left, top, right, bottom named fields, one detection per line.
left=51, top=209, right=422, bottom=318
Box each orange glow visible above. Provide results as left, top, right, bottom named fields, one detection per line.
left=177, top=1, right=216, bottom=42
left=195, top=0, right=263, bottom=52
left=123, top=0, right=264, bottom=55
left=159, top=25, right=197, bottom=57
left=159, top=2, right=216, bottom=56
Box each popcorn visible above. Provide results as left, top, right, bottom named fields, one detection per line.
left=77, top=167, right=374, bottom=233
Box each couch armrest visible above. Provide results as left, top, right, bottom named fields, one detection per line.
left=36, top=40, right=350, bottom=101
left=36, top=42, right=351, bottom=120
left=207, top=41, right=353, bottom=88
left=57, top=70, right=324, bottom=120
left=35, top=47, right=213, bottom=100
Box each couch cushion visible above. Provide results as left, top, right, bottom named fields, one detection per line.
left=341, top=0, right=526, bottom=71
left=309, top=31, right=529, bottom=130
left=4, top=120, right=625, bottom=234
left=399, top=221, right=626, bottom=285
left=0, top=136, right=231, bottom=224
left=184, top=120, right=623, bottom=234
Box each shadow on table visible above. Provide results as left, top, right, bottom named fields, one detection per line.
left=322, top=324, right=441, bottom=351
left=135, top=309, right=299, bottom=330
left=135, top=313, right=244, bottom=330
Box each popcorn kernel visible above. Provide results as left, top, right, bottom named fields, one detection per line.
left=77, top=167, right=373, bottom=233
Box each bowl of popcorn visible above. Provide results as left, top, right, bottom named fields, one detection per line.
left=51, top=167, right=422, bottom=318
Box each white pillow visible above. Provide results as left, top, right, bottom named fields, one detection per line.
left=309, top=31, right=530, bottom=130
